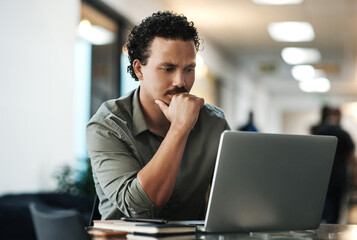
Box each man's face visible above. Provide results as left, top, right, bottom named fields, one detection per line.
left=137, top=37, right=196, bottom=106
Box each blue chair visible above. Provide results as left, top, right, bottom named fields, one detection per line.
left=29, top=202, right=90, bottom=240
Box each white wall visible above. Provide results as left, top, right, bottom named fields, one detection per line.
left=0, top=0, right=80, bottom=195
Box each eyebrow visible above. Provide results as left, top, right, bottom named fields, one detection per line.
left=159, top=63, right=177, bottom=67
left=159, top=62, right=196, bottom=68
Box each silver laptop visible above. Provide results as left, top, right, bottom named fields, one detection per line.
left=197, top=130, right=337, bottom=233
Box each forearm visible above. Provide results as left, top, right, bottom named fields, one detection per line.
left=137, top=93, right=204, bottom=207
left=137, top=126, right=190, bottom=207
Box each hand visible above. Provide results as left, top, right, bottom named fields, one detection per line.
left=155, top=93, right=204, bottom=134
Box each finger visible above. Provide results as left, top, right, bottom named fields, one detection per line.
left=155, top=99, right=168, bottom=113
left=197, top=97, right=205, bottom=108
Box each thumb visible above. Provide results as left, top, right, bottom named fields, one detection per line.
left=155, top=99, right=168, bottom=114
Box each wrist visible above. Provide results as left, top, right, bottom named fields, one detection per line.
left=168, top=123, right=191, bottom=139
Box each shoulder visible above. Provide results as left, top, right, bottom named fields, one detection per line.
left=86, top=90, right=138, bottom=152
left=198, top=103, right=230, bottom=130
left=89, top=90, right=134, bottom=124
left=200, top=103, right=226, bottom=120
left=86, top=90, right=136, bottom=140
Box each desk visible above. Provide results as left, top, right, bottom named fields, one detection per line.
left=89, top=224, right=357, bottom=240
left=88, top=224, right=357, bottom=240
left=198, top=224, right=357, bottom=240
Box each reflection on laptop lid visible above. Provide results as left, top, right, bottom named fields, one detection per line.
left=201, top=130, right=337, bottom=233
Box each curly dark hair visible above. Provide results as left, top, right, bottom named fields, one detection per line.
left=125, top=11, right=201, bottom=81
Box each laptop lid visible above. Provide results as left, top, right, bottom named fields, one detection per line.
left=204, top=130, right=337, bottom=233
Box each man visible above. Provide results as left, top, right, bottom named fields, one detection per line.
left=86, top=11, right=230, bottom=221
left=238, top=111, right=258, bottom=132
left=312, top=106, right=355, bottom=223
left=310, top=105, right=330, bottom=134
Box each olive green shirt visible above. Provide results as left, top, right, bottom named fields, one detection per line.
left=86, top=88, right=230, bottom=220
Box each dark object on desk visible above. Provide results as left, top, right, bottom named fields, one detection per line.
left=121, top=216, right=168, bottom=224
left=29, top=202, right=90, bottom=240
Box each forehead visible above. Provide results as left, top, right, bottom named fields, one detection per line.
left=147, top=37, right=196, bottom=64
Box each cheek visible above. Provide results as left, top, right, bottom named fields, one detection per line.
left=156, top=73, right=173, bottom=88
left=150, top=73, right=170, bottom=93
left=186, top=74, right=195, bottom=90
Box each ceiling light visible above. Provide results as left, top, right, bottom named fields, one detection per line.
left=196, top=53, right=207, bottom=77
left=78, top=19, right=116, bottom=45
left=314, top=69, right=326, bottom=78
left=354, top=105, right=357, bottom=120
left=252, top=0, right=303, bottom=5
left=79, top=19, right=92, bottom=35
left=281, top=47, right=321, bottom=65
left=291, top=65, right=315, bottom=81
left=196, top=53, right=204, bottom=68
left=299, top=78, right=331, bottom=93
left=268, top=22, right=315, bottom=42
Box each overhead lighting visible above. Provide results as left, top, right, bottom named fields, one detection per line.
left=196, top=53, right=208, bottom=77
left=196, top=53, right=204, bottom=68
left=79, top=19, right=92, bottom=34
left=299, top=78, right=331, bottom=93
left=268, top=22, right=315, bottom=42
left=291, top=65, right=315, bottom=81
left=281, top=47, right=321, bottom=65
left=252, top=0, right=303, bottom=5
left=78, top=19, right=116, bottom=45
left=292, top=65, right=330, bottom=93
left=314, top=69, right=326, bottom=78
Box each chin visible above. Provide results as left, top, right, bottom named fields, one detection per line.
left=162, top=95, right=172, bottom=105
left=155, top=98, right=170, bottom=107
left=163, top=100, right=171, bottom=106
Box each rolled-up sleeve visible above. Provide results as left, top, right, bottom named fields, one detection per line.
left=86, top=118, right=158, bottom=218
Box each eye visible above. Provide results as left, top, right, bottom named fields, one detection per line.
left=185, top=67, right=195, bottom=72
left=161, top=67, right=174, bottom=72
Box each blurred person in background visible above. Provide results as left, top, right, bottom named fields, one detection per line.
left=312, top=106, right=355, bottom=223
left=237, top=111, right=259, bottom=132
left=310, top=105, right=331, bottom=134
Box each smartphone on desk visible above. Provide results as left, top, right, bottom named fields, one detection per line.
left=120, top=217, right=167, bottom=224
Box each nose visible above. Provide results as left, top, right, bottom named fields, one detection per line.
left=172, top=71, right=185, bottom=88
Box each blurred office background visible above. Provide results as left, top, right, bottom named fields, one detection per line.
left=1, top=0, right=357, bottom=225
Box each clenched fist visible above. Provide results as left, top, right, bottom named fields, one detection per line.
left=155, top=93, right=204, bottom=135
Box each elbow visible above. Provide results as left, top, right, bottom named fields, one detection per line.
left=137, top=173, right=171, bottom=208
left=146, top=189, right=171, bottom=207
left=152, top=197, right=169, bottom=208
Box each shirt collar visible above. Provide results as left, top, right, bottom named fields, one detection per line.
left=132, top=87, right=150, bottom=136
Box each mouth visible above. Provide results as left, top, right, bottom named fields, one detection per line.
left=160, top=87, right=188, bottom=106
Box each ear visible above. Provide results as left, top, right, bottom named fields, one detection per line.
left=133, top=59, right=144, bottom=81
